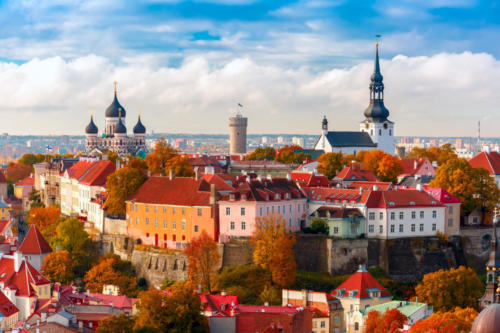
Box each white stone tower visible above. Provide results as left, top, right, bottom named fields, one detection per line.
left=229, top=111, right=247, bottom=155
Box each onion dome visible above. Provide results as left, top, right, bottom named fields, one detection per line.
left=471, top=303, right=500, bottom=333
left=363, top=43, right=390, bottom=123
left=105, top=88, right=126, bottom=118
left=85, top=116, right=98, bottom=134
left=115, top=117, right=127, bottom=134
left=133, top=116, right=146, bottom=134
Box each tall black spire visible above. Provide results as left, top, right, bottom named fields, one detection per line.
left=363, top=43, right=390, bottom=123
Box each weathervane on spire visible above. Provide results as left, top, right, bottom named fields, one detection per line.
left=114, top=81, right=118, bottom=95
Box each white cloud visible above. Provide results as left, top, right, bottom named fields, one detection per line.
left=0, top=51, right=499, bottom=137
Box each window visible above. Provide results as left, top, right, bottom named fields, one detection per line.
left=432, top=223, right=436, bottom=231
left=241, top=207, right=245, bottom=216
left=172, top=221, right=176, bottom=230
left=420, top=224, right=424, bottom=231
left=173, top=207, right=176, bottom=214
left=390, top=225, right=395, bottom=233
left=182, top=220, right=186, bottom=231
left=321, top=321, right=326, bottom=328
left=399, top=224, right=403, bottom=232
left=182, top=208, right=185, bottom=215
left=163, top=220, right=167, bottom=228
left=194, top=225, right=198, bottom=232
left=145, top=205, right=149, bottom=212
left=197, top=208, right=202, bottom=216
left=230, top=221, right=235, bottom=230
left=420, top=211, right=424, bottom=218
left=154, top=218, right=158, bottom=228
left=267, top=207, right=270, bottom=215
left=379, top=225, right=383, bottom=233
left=369, top=212, right=375, bottom=220
left=390, top=212, right=395, bottom=220
left=389, top=129, right=392, bottom=136
left=289, top=219, right=292, bottom=228
left=412, top=211, right=416, bottom=219
left=136, top=218, right=139, bottom=225
left=399, top=212, right=404, bottom=220
left=154, top=206, right=158, bottom=212
left=355, top=322, right=359, bottom=331
left=369, top=225, right=374, bottom=233
left=145, top=218, right=150, bottom=225
left=298, top=204, right=300, bottom=212
left=448, top=218, right=453, bottom=227
left=303, top=204, right=306, bottom=211
left=379, top=212, right=384, bottom=220
left=272, top=206, right=274, bottom=213
left=260, top=207, right=263, bottom=216
left=226, top=207, right=230, bottom=215
left=334, top=227, right=339, bottom=234
left=163, top=206, right=166, bottom=213
left=432, top=210, right=437, bottom=218
left=289, top=205, right=292, bottom=213
left=411, top=224, right=415, bottom=232
left=241, top=221, right=246, bottom=230
left=379, top=129, right=382, bottom=136
left=278, top=206, right=281, bottom=214
left=449, top=206, right=453, bottom=214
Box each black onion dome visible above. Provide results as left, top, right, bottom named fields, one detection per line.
left=471, top=304, right=500, bottom=333
left=105, top=93, right=127, bottom=118
left=133, top=116, right=146, bottom=134
left=364, top=43, right=390, bottom=123
left=85, top=116, right=98, bottom=134
left=115, top=117, right=127, bottom=134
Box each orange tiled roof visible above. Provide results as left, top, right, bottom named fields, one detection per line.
left=469, top=151, right=500, bottom=175
left=19, top=225, right=52, bottom=255
left=79, top=161, right=115, bottom=186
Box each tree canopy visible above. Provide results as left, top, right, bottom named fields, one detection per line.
left=104, top=166, right=147, bottom=216
left=41, top=250, right=75, bottom=284
left=97, top=314, right=134, bottom=333
left=317, top=152, right=344, bottom=179
left=185, top=231, right=220, bottom=294
left=6, top=162, right=32, bottom=183
left=145, top=137, right=178, bottom=174
left=84, top=255, right=138, bottom=297
left=365, top=308, right=407, bottom=333
left=244, top=147, right=276, bottom=161
left=409, top=307, right=478, bottom=333
left=27, top=206, right=61, bottom=242
left=361, top=149, right=403, bottom=183
left=407, top=144, right=457, bottom=166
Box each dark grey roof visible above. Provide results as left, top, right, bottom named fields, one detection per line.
left=323, top=131, right=376, bottom=148
left=85, top=116, right=98, bottom=134
left=133, top=116, right=146, bottom=134
left=115, top=118, right=127, bottom=134
left=398, top=175, right=434, bottom=187
left=105, top=93, right=127, bottom=118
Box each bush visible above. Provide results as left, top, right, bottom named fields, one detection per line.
left=215, top=265, right=272, bottom=304
left=293, top=271, right=350, bottom=292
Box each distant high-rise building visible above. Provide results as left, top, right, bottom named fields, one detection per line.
left=229, top=114, right=247, bottom=155
left=455, top=138, right=463, bottom=150
left=292, top=137, right=304, bottom=147
left=277, top=136, right=284, bottom=144
left=261, top=136, right=268, bottom=145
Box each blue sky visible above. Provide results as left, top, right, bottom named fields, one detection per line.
left=1, top=0, right=500, bottom=136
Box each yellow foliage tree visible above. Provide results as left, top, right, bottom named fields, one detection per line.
left=415, top=266, right=483, bottom=312
left=252, top=214, right=297, bottom=288
left=27, top=206, right=61, bottom=242
left=317, top=152, right=345, bottom=179
left=41, top=250, right=74, bottom=284
left=409, top=307, right=478, bottom=333
left=84, top=258, right=138, bottom=297
left=145, top=137, right=178, bottom=174
left=104, top=167, right=146, bottom=216
left=184, top=231, right=220, bottom=293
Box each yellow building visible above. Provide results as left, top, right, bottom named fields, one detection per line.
left=0, top=200, right=11, bottom=220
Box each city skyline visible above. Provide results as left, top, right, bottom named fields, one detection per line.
left=0, top=0, right=499, bottom=136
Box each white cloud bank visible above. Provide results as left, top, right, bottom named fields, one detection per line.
left=0, top=51, right=500, bottom=136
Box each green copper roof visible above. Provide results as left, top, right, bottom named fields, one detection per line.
left=361, top=301, right=428, bottom=318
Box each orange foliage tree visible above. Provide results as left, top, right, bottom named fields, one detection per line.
left=317, top=152, right=345, bottom=179
left=409, top=307, right=478, bottom=333
left=275, top=145, right=309, bottom=164
left=97, top=314, right=134, bottom=333
left=184, top=231, right=220, bottom=294
left=145, top=137, right=178, bottom=174
left=415, top=266, right=483, bottom=311
left=361, top=149, right=403, bottom=183
left=6, top=162, right=32, bottom=183
left=27, top=206, right=61, bottom=241
left=84, top=257, right=138, bottom=297
left=407, top=143, right=457, bottom=166
left=365, top=308, right=407, bottom=333
left=104, top=167, right=146, bottom=216
left=169, top=155, right=195, bottom=177
left=41, top=250, right=74, bottom=284
left=252, top=214, right=297, bottom=288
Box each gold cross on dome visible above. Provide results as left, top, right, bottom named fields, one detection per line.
left=114, top=81, right=118, bottom=94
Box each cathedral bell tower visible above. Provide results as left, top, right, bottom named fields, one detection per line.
left=360, top=43, right=395, bottom=154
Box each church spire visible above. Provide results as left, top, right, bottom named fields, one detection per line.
left=363, top=42, right=390, bottom=122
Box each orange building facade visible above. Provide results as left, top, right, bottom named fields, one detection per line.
left=126, top=176, right=218, bottom=249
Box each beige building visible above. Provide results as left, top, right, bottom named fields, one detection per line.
left=229, top=114, right=247, bottom=155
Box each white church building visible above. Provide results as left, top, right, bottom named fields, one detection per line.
left=315, top=43, right=395, bottom=155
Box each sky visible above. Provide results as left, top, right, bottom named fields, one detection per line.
left=1, top=0, right=500, bottom=136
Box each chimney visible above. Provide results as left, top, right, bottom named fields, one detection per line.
left=416, top=184, right=423, bottom=192
left=147, top=170, right=151, bottom=177
left=359, top=187, right=363, bottom=195
left=87, top=289, right=90, bottom=296
left=267, top=174, right=272, bottom=181
left=169, top=168, right=174, bottom=180
left=301, top=289, right=308, bottom=307
left=372, top=185, right=378, bottom=191
left=194, top=167, right=200, bottom=180
left=221, top=290, right=227, bottom=296
left=413, top=160, right=418, bottom=170
left=78, top=321, right=83, bottom=332
left=14, top=251, right=22, bottom=272
left=210, top=184, right=217, bottom=205
left=205, top=166, right=214, bottom=175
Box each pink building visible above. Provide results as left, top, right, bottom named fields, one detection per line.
left=218, top=177, right=307, bottom=241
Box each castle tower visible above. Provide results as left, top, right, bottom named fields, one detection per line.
left=479, top=212, right=500, bottom=309
left=229, top=112, right=247, bottom=155
left=360, top=43, right=395, bottom=154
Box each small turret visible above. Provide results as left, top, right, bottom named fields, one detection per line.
left=85, top=115, right=98, bottom=135
left=133, top=114, right=146, bottom=135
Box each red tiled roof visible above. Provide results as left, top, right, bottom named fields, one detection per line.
left=202, top=174, right=235, bottom=192
left=19, top=225, right=53, bottom=254
left=422, top=186, right=461, bottom=204
left=332, top=267, right=391, bottom=299
left=222, top=178, right=305, bottom=202
left=89, top=293, right=137, bottom=309
left=469, top=151, right=500, bottom=175
left=0, top=219, right=12, bottom=235
left=79, top=161, right=116, bottom=187
left=348, top=181, right=392, bottom=191
left=199, top=294, right=239, bottom=316
left=336, top=167, right=378, bottom=182
left=65, top=161, right=96, bottom=179
left=365, top=190, right=443, bottom=209
left=128, top=177, right=212, bottom=206
left=0, top=172, right=6, bottom=184
left=16, top=176, right=34, bottom=187
left=0, top=289, right=18, bottom=317
left=235, top=305, right=312, bottom=333
left=0, top=259, right=50, bottom=297
left=303, top=187, right=372, bottom=204
left=291, top=172, right=330, bottom=187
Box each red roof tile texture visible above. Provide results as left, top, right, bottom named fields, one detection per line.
left=0, top=289, right=18, bottom=317
left=16, top=176, right=34, bottom=187
left=19, top=225, right=53, bottom=254
left=336, top=167, right=378, bottom=182
left=333, top=267, right=391, bottom=299
left=0, top=172, right=6, bottom=184
left=365, top=190, right=443, bottom=209
left=469, top=151, right=500, bottom=175
left=79, top=161, right=116, bottom=186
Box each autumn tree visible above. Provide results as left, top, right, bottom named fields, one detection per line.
left=169, top=155, right=195, bottom=177
left=41, top=250, right=74, bottom=284
left=6, top=162, right=32, bottom=183
left=145, top=137, right=178, bottom=174
left=244, top=147, right=276, bottom=161
left=184, top=231, right=220, bottom=294
left=27, top=206, right=61, bottom=241
left=377, top=154, right=403, bottom=183
left=18, top=153, right=45, bottom=167
left=252, top=214, right=297, bottom=288
left=407, top=144, right=457, bottom=166
left=97, top=314, right=134, bottom=333
left=128, top=156, right=148, bottom=171
left=415, top=266, right=483, bottom=311
left=104, top=166, right=147, bottom=216
left=134, top=285, right=208, bottom=333
left=365, top=308, right=407, bottom=333
left=84, top=257, right=138, bottom=297
left=317, top=152, right=344, bottom=179
left=28, top=189, right=43, bottom=208
left=275, top=145, right=309, bottom=164
left=409, top=307, right=478, bottom=333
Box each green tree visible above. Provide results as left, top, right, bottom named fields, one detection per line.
left=97, top=314, right=134, bottom=333
left=317, top=152, right=345, bottom=179
left=244, top=147, right=276, bottom=161
left=310, top=218, right=329, bottom=234
left=28, top=189, right=43, bottom=208
left=18, top=153, right=46, bottom=167
left=104, top=167, right=147, bottom=216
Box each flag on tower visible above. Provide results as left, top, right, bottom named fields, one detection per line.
left=46, top=145, right=53, bottom=152
left=238, top=103, right=243, bottom=108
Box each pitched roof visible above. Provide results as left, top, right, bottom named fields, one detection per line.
left=0, top=259, right=50, bottom=297
left=222, top=178, right=305, bottom=202
left=65, top=161, right=97, bottom=180
left=89, top=293, right=137, bottom=309
left=202, top=174, right=235, bottom=192
left=0, top=219, right=13, bottom=235
left=199, top=294, right=239, bottom=316
left=15, top=176, right=35, bottom=187
left=365, top=190, right=443, bottom=209
left=421, top=186, right=461, bottom=204
left=0, top=172, right=6, bottom=184
left=78, top=160, right=115, bottom=186
left=303, top=187, right=372, bottom=205
left=0, top=200, right=10, bottom=209
left=332, top=266, right=391, bottom=299
left=469, top=152, right=500, bottom=175
left=291, top=172, right=330, bottom=187
left=336, top=167, right=378, bottom=182
left=128, top=177, right=212, bottom=206
left=361, top=300, right=427, bottom=317
left=19, top=225, right=53, bottom=254
left=348, top=181, right=392, bottom=191
left=313, top=207, right=364, bottom=219
left=0, top=289, right=18, bottom=317
left=322, top=131, right=377, bottom=148
left=400, top=158, right=434, bottom=177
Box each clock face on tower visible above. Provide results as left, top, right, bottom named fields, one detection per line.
left=383, top=122, right=388, bottom=129
left=365, top=122, right=370, bottom=130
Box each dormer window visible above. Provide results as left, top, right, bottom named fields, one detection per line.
left=409, top=201, right=415, bottom=206
left=230, top=194, right=235, bottom=201
left=241, top=194, right=246, bottom=201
